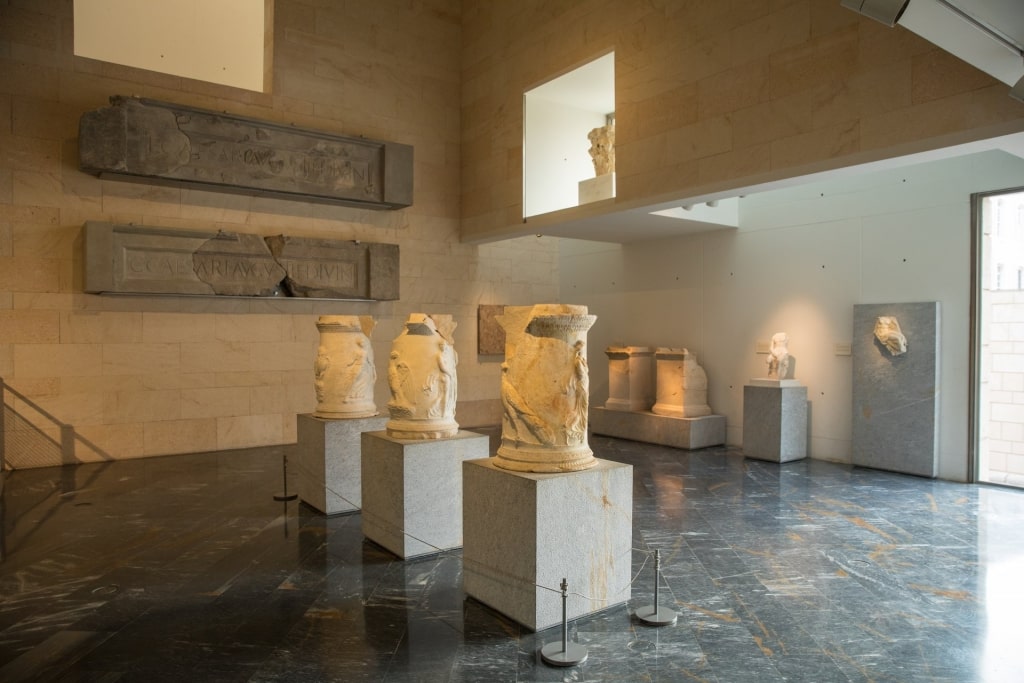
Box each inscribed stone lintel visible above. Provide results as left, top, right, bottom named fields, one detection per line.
left=82, top=221, right=399, bottom=301
left=79, top=96, right=413, bottom=210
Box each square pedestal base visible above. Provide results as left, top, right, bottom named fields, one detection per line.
left=742, top=385, right=807, bottom=462
left=578, top=173, right=615, bottom=204
left=295, top=413, right=387, bottom=515
left=463, top=457, right=633, bottom=631
left=361, top=430, right=490, bottom=559
left=590, top=407, right=725, bottom=450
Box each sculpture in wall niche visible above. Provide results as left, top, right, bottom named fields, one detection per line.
left=313, top=316, right=378, bottom=419
left=588, top=119, right=615, bottom=177
left=493, top=304, right=597, bottom=473
left=874, top=316, right=907, bottom=356
left=386, top=314, right=459, bottom=440
left=652, top=348, right=712, bottom=418
left=766, top=332, right=794, bottom=380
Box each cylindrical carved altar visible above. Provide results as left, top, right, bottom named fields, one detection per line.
left=494, top=304, right=597, bottom=472
left=312, top=315, right=378, bottom=419
left=385, top=313, right=459, bottom=439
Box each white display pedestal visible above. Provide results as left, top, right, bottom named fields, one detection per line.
left=295, top=413, right=387, bottom=515
left=578, top=173, right=615, bottom=205
left=462, top=457, right=633, bottom=632
left=742, top=381, right=807, bottom=462
left=360, top=430, right=489, bottom=559
left=590, top=406, right=725, bottom=450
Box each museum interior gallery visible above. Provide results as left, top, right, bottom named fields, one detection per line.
left=3, top=1, right=1024, bottom=681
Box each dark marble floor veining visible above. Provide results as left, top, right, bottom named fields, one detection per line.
left=2, top=433, right=1024, bottom=682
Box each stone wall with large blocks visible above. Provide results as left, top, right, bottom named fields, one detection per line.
left=0, top=1, right=557, bottom=467
left=460, top=1, right=1024, bottom=242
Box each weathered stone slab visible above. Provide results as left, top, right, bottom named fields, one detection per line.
left=79, top=96, right=413, bottom=210
left=83, top=221, right=399, bottom=300
left=852, top=302, right=939, bottom=477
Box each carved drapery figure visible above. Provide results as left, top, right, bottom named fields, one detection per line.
left=313, top=316, right=378, bottom=419
left=766, top=332, right=793, bottom=380
left=385, top=314, right=459, bottom=439
left=494, top=304, right=597, bottom=472
left=874, top=316, right=907, bottom=356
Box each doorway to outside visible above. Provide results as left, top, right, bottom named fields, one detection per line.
left=977, top=187, right=1024, bottom=487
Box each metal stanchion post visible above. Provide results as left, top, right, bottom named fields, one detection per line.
left=540, top=578, right=588, bottom=667
left=273, top=453, right=298, bottom=502
left=636, top=549, right=678, bottom=626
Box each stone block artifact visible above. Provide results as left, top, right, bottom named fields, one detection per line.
left=79, top=96, right=413, bottom=210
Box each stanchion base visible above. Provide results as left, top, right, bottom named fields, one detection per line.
left=273, top=492, right=298, bottom=501
left=541, top=641, right=588, bottom=667
left=635, top=604, right=678, bottom=626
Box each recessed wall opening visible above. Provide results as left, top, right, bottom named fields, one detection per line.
left=73, top=0, right=273, bottom=93
left=523, top=52, right=615, bottom=218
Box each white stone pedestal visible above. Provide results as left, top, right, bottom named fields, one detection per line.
left=361, top=430, right=489, bottom=559
left=462, top=457, right=633, bottom=632
left=295, top=413, right=387, bottom=515
left=742, top=383, right=807, bottom=462
left=578, top=173, right=615, bottom=204
left=590, top=406, right=725, bottom=450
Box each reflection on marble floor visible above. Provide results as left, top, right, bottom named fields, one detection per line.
left=2, top=432, right=1024, bottom=682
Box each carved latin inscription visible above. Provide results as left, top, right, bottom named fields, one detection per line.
left=84, top=222, right=399, bottom=300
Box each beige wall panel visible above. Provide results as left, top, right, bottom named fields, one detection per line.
left=460, top=1, right=1024, bottom=241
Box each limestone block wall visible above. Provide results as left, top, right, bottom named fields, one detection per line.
left=0, top=1, right=557, bottom=468
left=461, top=1, right=1024, bottom=241
left=981, top=290, right=1024, bottom=484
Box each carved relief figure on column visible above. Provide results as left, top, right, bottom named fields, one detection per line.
left=312, top=316, right=378, bottom=419
left=385, top=314, right=459, bottom=439
left=874, top=316, right=907, bottom=356
left=494, top=304, right=597, bottom=472
left=766, top=332, right=794, bottom=380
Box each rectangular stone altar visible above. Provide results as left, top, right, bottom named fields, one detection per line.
left=590, top=406, right=725, bottom=450
left=79, top=96, right=413, bottom=210
left=360, top=431, right=489, bottom=559
left=295, top=413, right=387, bottom=515
left=742, top=383, right=807, bottom=462
left=462, top=458, right=633, bottom=632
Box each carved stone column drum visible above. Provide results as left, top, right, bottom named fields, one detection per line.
left=604, top=345, right=654, bottom=412
left=651, top=347, right=711, bottom=418
left=312, top=315, right=378, bottom=419
left=494, top=304, right=597, bottom=472
left=385, top=314, right=459, bottom=439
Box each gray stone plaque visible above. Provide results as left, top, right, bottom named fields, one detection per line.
left=83, top=222, right=399, bottom=301
left=79, top=96, right=413, bottom=210
left=852, top=302, right=939, bottom=477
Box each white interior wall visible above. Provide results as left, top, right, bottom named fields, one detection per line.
left=561, top=150, right=1024, bottom=481
left=523, top=97, right=607, bottom=217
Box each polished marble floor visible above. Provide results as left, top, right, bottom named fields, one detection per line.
left=2, top=432, right=1024, bottom=682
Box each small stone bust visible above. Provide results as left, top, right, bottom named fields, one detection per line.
left=766, top=332, right=793, bottom=379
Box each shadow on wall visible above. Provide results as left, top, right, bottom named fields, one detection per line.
left=1, top=379, right=113, bottom=471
